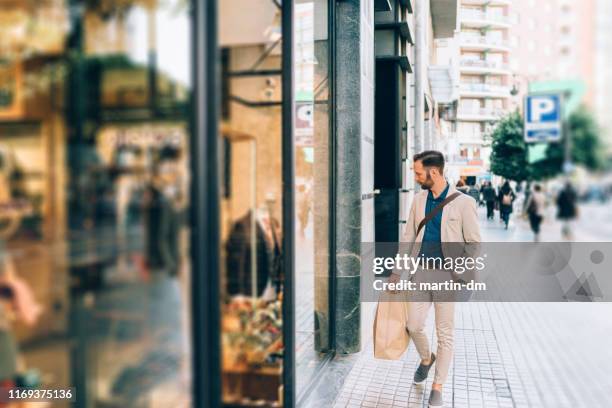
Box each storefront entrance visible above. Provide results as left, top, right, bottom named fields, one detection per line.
left=200, top=0, right=338, bottom=406
left=0, top=1, right=339, bottom=406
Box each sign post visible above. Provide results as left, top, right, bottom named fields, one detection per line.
left=524, top=93, right=573, bottom=175
left=524, top=93, right=562, bottom=143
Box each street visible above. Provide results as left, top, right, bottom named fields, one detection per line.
left=479, top=199, right=612, bottom=242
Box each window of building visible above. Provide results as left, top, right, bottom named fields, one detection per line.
left=528, top=18, right=536, bottom=30
left=0, top=1, right=194, bottom=406
left=528, top=41, right=536, bottom=51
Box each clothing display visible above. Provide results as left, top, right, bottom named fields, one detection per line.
left=225, top=211, right=281, bottom=298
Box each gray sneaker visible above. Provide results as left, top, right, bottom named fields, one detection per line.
left=428, top=389, right=444, bottom=407
left=413, top=353, right=436, bottom=384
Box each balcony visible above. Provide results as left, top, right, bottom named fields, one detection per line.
left=456, top=106, right=507, bottom=121
left=430, top=0, right=459, bottom=39
left=459, top=59, right=511, bottom=75
left=460, top=35, right=510, bottom=52
left=461, top=9, right=512, bottom=28
left=459, top=83, right=511, bottom=98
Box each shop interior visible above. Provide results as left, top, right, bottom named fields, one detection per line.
left=1, top=1, right=192, bottom=407
left=218, top=0, right=332, bottom=406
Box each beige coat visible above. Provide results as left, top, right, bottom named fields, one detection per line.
left=401, top=184, right=482, bottom=261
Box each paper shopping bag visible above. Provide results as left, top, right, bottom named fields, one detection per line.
left=372, top=291, right=410, bottom=360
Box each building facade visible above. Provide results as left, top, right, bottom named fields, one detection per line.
left=0, top=1, right=461, bottom=407
left=448, top=0, right=513, bottom=183
left=508, top=0, right=596, bottom=109
left=595, top=0, right=612, bottom=149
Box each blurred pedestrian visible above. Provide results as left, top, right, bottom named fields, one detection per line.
left=0, top=253, right=41, bottom=395
left=482, top=182, right=496, bottom=220
left=466, top=184, right=480, bottom=204
left=144, top=146, right=186, bottom=277
left=297, top=182, right=312, bottom=238
left=498, top=181, right=515, bottom=230
left=556, top=182, right=578, bottom=240
left=525, top=184, right=546, bottom=242
left=455, top=179, right=469, bottom=194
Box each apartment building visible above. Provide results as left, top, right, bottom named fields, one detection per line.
left=509, top=0, right=596, bottom=110
left=449, top=0, right=513, bottom=182
left=594, top=0, right=612, bottom=148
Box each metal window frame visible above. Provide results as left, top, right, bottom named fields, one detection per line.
left=281, top=0, right=296, bottom=406
left=328, top=0, right=338, bottom=357
left=191, top=0, right=221, bottom=407
left=295, top=0, right=338, bottom=403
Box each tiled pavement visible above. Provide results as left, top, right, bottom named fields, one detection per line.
left=330, top=302, right=612, bottom=408
left=317, top=203, right=612, bottom=408
left=331, top=303, right=526, bottom=408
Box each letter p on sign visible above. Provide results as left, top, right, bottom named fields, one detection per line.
left=531, top=98, right=555, bottom=121
left=527, top=95, right=560, bottom=123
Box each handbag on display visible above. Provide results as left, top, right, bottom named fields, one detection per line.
left=372, top=291, right=410, bottom=360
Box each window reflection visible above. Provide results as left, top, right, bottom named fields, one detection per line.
left=218, top=1, right=285, bottom=405
left=0, top=1, right=192, bottom=407
left=294, top=0, right=332, bottom=397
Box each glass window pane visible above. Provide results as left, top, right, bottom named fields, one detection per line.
left=294, top=0, right=331, bottom=397
left=218, top=1, right=284, bottom=405
left=0, top=1, right=192, bottom=406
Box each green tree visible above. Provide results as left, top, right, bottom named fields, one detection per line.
left=529, top=106, right=605, bottom=180
left=490, top=106, right=605, bottom=181
left=489, top=111, right=530, bottom=182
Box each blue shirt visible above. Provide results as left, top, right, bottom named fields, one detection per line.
left=420, top=183, right=449, bottom=260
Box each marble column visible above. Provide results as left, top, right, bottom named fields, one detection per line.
left=334, top=0, right=375, bottom=354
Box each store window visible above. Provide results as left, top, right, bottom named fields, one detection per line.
left=294, top=0, right=332, bottom=398
left=0, top=1, right=193, bottom=407
left=218, top=1, right=285, bottom=406
left=215, top=1, right=333, bottom=405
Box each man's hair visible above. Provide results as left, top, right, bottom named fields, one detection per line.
left=413, top=150, right=444, bottom=173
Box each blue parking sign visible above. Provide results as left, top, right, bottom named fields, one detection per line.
left=524, top=94, right=562, bottom=143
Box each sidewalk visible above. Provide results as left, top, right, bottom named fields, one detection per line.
left=321, top=301, right=612, bottom=408
left=479, top=201, right=612, bottom=242
left=302, top=204, right=612, bottom=407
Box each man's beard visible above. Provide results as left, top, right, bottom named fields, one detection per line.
left=419, top=172, right=434, bottom=190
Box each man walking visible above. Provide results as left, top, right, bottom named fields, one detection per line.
left=389, top=151, right=481, bottom=407
left=556, top=181, right=577, bottom=240
left=482, top=181, right=497, bottom=220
